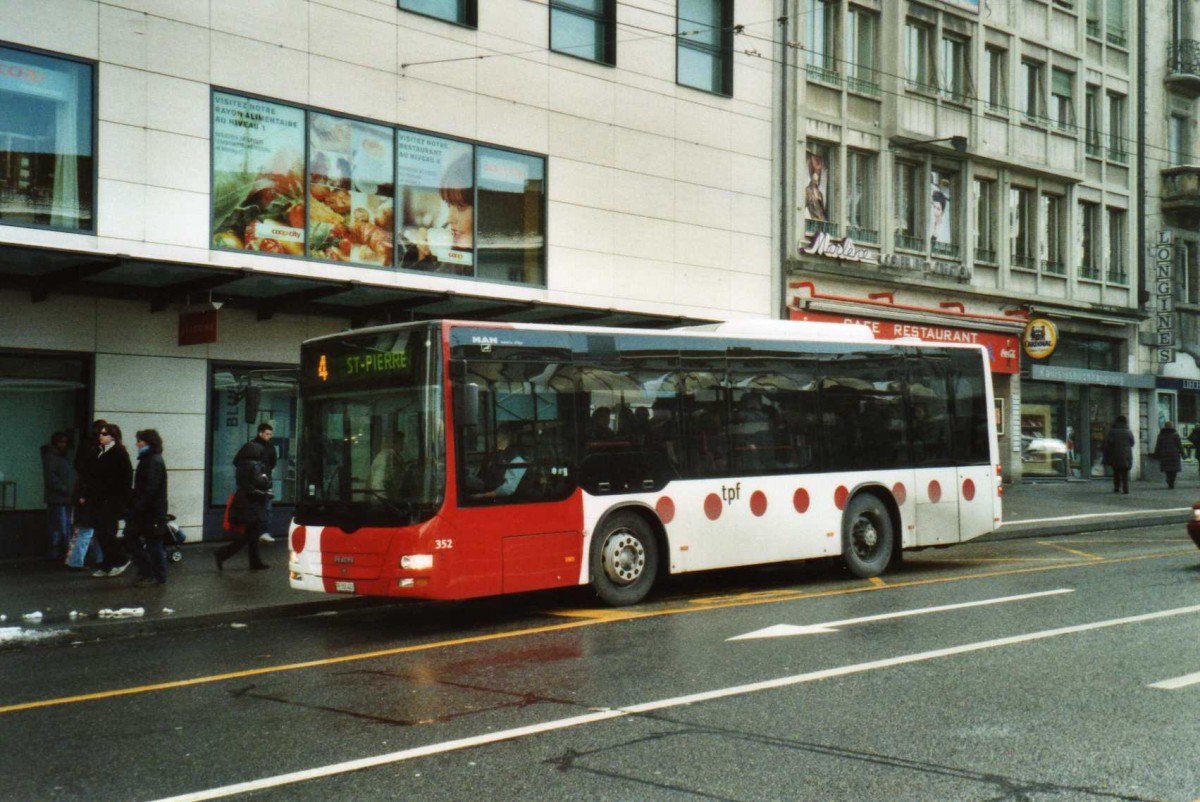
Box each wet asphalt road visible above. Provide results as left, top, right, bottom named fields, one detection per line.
left=2, top=524, right=1199, bottom=802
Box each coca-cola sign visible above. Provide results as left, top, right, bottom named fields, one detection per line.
left=801, top=232, right=877, bottom=263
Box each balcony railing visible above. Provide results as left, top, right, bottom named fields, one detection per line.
left=1012, top=254, right=1039, bottom=271
left=1106, top=25, right=1127, bottom=48
left=846, top=74, right=881, bottom=97
left=894, top=232, right=925, bottom=251
left=1107, top=148, right=1129, bottom=164
left=846, top=225, right=879, bottom=244
left=1085, top=19, right=1101, bottom=38
left=1107, top=269, right=1128, bottom=285
left=806, top=63, right=842, bottom=86
left=806, top=218, right=840, bottom=237
left=1042, top=259, right=1066, bottom=276
left=1167, top=40, right=1200, bottom=95
left=1161, top=165, right=1200, bottom=214
left=975, top=247, right=997, bottom=264
left=932, top=241, right=960, bottom=259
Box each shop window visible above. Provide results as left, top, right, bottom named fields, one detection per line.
left=0, top=353, right=89, bottom=512
left=677, top=0, right=733, bottom=96
left=0, top=45, right=93, bottom=231
left=210, top=366, right=298, bottom=506
left=211, top=91, right=548, bottom=288
left=550, top=0, right=616, bottom=65
left=399, top=0, right=477, bottom=27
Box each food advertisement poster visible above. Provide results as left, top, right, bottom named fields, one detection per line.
left=307, top=113, right=395, bottom=267
left=211, top=92, right=306, bottom=255
left=396, top=131, right=474, bottom=275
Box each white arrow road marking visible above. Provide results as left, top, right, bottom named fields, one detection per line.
left=727, top=588, right=1075, bottom=641
left=148, top=601, right=1200, bottom=802
left=1148, top=671, right=1200, bottom=690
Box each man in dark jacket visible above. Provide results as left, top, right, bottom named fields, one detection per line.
left=129, top=429, right=169, bottom=587
left=1152, top=421, right=1184, bottom=489
left=41, top=431, right=76, bottom=561
left=1103, top=415, right=1135, bottom=494
left=234, top=423, right=277, bottom=543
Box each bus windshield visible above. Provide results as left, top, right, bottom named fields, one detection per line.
left=296, top=325, right=444, bottom=528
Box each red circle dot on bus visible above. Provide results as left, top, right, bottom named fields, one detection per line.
left=892, top=483, right=907, bottom=505
left=834, top=486, right=849, bottom=510
left=929, top=480, right=942, bottom=503
left=962, top=478, right=976, bottom=501
left=291, top=526, right=306, bottom=554
left=656, top=496, right=676, bottom=524
left=793, top=488, right=810, bottom=513
left=750, top=490, right=768, bottom=517
left=704, top=493, right=722, bottom=520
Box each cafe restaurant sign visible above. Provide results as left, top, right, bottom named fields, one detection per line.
left=793, top=310, right=1020, bottom=374
left=801, top=232, right=877, bottom=263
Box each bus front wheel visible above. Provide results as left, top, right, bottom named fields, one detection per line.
left=841, top=493, right=893, bottom=578
left=590, top=512, right=658, bottom=606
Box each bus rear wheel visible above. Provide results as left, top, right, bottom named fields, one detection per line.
left=591, top=511, right=658, bottom=606
left=841, top=493, right=893, bottom=578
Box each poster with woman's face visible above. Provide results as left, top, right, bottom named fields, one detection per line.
left=804, top=150, right=828, bottom=222
left=929, top=179, right=953, bottom=245
left=396, top=131, right=474, bottom=276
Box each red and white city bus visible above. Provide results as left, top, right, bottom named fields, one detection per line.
left=289, top=319, right=1001, bottom=605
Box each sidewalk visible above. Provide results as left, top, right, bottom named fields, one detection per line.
left=2, top=478, right=1196, bottom=646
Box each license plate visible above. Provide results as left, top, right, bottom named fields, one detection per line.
left=335, top=580, right=354, bottom=593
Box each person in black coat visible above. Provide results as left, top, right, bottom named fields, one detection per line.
left=1103, top=415, right=1135, bottom=494
left=87, top=423, right=133, bottom=577
left=128, top=429, right=169, bottom=586
left=216, top=426, right=273, bottom=572
left=234, top=422, right=278, bottom=543
left=1152, top=421, right=1184, bottom=489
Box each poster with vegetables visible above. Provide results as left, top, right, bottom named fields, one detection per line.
left=396, top=131, right=474, bottom=276
left=307, top=113, right=395, bottom=267
left=211, top=92, right=306, bottom=255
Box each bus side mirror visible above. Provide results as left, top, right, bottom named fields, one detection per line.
left=456, top=383, right=480, bottom=428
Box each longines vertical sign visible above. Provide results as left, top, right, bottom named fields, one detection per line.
left=1156, top=230, right=1175, bottom=363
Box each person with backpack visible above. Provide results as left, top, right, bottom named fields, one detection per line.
left=215, top=424, right=274, bottom=571
left=234, top=422, right=277, bottom=543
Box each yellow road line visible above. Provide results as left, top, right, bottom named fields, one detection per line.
left=867, top=577, right=887, bottom=587
left=0, top=547, right=1191, bottom=716
left=1037, top=541, right=1103, bottom=561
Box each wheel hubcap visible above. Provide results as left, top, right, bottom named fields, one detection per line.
left=851, top=516, right=879, bottom=558
left=602, top=529, right=645, bottom=585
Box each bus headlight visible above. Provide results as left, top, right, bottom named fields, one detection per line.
left=401, top=554, right=434, bottom=570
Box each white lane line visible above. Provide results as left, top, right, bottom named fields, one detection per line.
left=1148, top=671, right=1200, bottom=690
left=727, top=589, right=1074, bottom=640
left=1004, top=508, right=1189, bottom=526
left=147, top=602, right=1200, bottom=802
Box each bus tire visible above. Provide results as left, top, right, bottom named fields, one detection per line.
left=590, top=511, right=658, bottom=606
left=841, top=493, right=893, bottom=578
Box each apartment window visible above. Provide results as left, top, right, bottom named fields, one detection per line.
left=550, top=0, right=616, bottom=65
left=1184, top=241, right=1200, bottom=304
left=846, top=150, right=877, bottom=243
left=940, top=35, right=970, bottom=103
left=1107, top=92, right=1127, bottom=162
left=1020, top=59, right=1046, bottom=122
left=1105, top=0, right=1127, bottom=46
left=1050, top=69, right=1074, bottom=132
left=804, top=143, right=836, bottom=235
left=905, top=21, right=934, bottom=91
left=1079, top=201, right=1101, bottom=279
left=929, top=169, right=958, bottom=257
left=847, top=6, right=880, bottom=95
left=0, top=45, right=94, bottom=231
left=983, top=46, right=1007, bottom=112
left=806, top=0, right=840, bottom=83
left=974, top=179, right=996, bottom=263
left=1169, top=115, right=1190, bottom=166
left=1010, top=186, right=1036, bottom=269
left=1041, top=194, right=1065, bottom=274
left=1084, top=85, right=1101, bottom=156
left=1106, top=207, right=1127, bottom=283
left=1175, top=241, right=1192, bottom=303
left=677, top=0, right=733, bottom=95
left=399, top=0, right=476, bottom=27
left=895, top=160, right=923, bottom=250
left=1086, top=0, right=1102, bottom=37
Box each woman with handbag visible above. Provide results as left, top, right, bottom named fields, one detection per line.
left=128, top=429, right=169, bottom=587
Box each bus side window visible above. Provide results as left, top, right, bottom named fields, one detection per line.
left=907, top=357, right=952, bottom=466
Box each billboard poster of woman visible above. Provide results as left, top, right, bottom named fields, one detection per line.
left=929, top=177, right=952, bottom=248
left=805, top=149, right=828, bottom=222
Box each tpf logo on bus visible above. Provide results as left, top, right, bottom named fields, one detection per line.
left=721, top=482, right=742, bottom=505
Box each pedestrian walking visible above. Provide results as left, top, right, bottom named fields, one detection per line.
left=87, top=423, right=133, bottom=577
left=1189, top=426, right=1200, bottom=475
left=215, top=437, right=272, bottom=572
left=128, top=429, right=169, bottom=587
left=1103, top=415, right=1135, bottom=494
left=234, top=422, right=277, bottom=543
left=41, top=431, right=76, bottom=562
left=1152, top=421, right=1184, bottom=489
left=66, top=420, right=106, bottom=571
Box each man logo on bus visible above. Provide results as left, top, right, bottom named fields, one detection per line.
left=722, top=482, right=742, bottom=505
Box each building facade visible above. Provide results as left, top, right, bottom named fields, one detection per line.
left=784, top=0, right=1146, bottom=482
left=0, top=0, right=779, bottom=555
